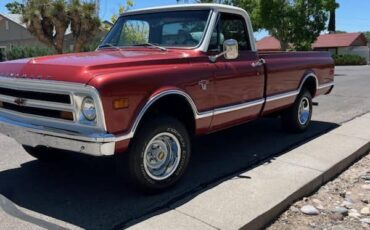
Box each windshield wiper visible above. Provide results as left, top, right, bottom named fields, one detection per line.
left=98, top=43, right=120, bottom=50
left=134, top=43, right=167, bottom=51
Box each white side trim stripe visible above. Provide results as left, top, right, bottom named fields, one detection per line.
left=115, top=79, right=334, bottom=141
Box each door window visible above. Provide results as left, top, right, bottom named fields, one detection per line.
left=209, top=13, right=251, bottom=51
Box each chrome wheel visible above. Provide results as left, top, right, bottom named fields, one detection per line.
left=298, top=97, right=310, bottom=125
left=143, top=132, right=181, bottom=181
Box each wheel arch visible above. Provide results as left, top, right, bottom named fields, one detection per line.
left=131, top=89, right=199, bottom=139
left=299, top=72, right=318, bottom=97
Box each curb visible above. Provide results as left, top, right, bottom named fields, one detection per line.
left=246, top=140, right=370, bottom=230
left=128, top=113, right=370, bottom=230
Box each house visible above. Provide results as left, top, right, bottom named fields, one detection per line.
left=312, top=32, right=369, bottom=62
left=256, top=36, right=282, bottom=51
left=257, top=33, right=370, bottom=63
left=0, top=13, right=74, bottom=53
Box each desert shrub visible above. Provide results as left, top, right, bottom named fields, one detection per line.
left=4, top=46, right=54, bottom=61
left=332, top=54, right=367, bottom=66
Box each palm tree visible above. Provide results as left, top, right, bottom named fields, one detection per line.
left=328, top=7, right=336, bottom=33
left=327, top=0, right=339, bottom=33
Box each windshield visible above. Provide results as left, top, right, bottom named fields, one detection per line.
left=100, top=10, right=211, bottom=49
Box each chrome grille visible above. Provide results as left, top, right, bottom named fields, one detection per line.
left=0, top=84, right=75, bottom=122
left=0, top=77, right=107, bottom=133
left=0, top=87, right=71, bottom=104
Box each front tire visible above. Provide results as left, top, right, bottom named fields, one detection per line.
left=117, top=115, right=191, bottom=191
left=281, top=89, right=313, bottom=133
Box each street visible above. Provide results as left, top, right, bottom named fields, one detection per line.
left=0, top=66, right=370, bottom=230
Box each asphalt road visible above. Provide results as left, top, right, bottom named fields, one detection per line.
left=0, top=66, right=370, bottom=230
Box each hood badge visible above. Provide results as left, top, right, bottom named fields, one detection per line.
left=1, top=73, right=52, bottom=80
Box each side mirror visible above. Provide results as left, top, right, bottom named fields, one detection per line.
left=209, top=39, right=239, bottom=63
left=223, top=39, right=239, bottom=60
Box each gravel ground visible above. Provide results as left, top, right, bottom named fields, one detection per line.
left=268, top=152, right=370, bottom=230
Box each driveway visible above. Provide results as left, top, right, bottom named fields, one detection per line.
left=0, top=66, right=369, bottom=229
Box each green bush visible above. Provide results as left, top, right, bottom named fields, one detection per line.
left=332, top=54, right=367, bottom=66
left=4, top=46, right=54, bottom=61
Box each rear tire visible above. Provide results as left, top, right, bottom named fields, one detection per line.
left=281, top=89, right=313, bottom=133
left=22, top=145, right=62, bottom=161
left=116, top=115, right=191, bottom=191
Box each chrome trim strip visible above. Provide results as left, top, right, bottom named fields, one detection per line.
left=214, top=99, right=265, bottom=115
left=114, top=90, right=213, bottom=141
left=265, top=74, right=334, bottom=103
left=116, top=78, right=334, bottom=142
left=0, top=94, right=74, bottom=112
left=266, top=90, right=299, bottom=103
left=300, top=73, right=318, bottom=90
left=0, top=116, right=115, bottom=156
left=318, top=82, right=335, bottom=89
left=0, top=115, right=115, bottom=143
left=115, top=90, right=264, bottom=142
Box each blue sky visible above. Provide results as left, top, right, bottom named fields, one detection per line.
left=1, top=0, right=370, bottom=40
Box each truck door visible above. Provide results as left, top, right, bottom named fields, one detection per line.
left=209, top=12, right=265, bottom=131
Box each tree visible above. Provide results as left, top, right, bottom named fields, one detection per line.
left=325, top=0, right=339, bottom=33
left=22, top=0, right=69, bottom=54
left=287, top=0, right=330, bottom=50
left=108, top=0, right=148, bottom=45
left=22, top=0, right=100, bottom=54
left=364, top=32, right=370, bottom=42
left=5, top=1, right=25, bottom=14
left=111, top=0, right=134, bottom=24
left=69, top=0, right=101, bottom=52
left=231, top=0, right=339, bottom=51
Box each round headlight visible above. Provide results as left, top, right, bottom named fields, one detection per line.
left=82, top=97, right=96, bottom=121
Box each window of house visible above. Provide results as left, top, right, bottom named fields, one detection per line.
left=209, top=13, right=251, bottom=51
left=5, top=20, right=9, bottom=31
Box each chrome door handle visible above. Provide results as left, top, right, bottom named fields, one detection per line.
left=251, top=58, right=265, bottom=68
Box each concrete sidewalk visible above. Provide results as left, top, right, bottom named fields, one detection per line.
left=128, top=113, right=370, bottom=230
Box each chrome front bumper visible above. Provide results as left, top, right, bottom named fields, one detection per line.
left=0, top=116, right=116, bottom=156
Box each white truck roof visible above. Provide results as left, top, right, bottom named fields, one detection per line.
left=122, top=4, right=248, bottom=17
left=121, top=4, right=256, bottom=52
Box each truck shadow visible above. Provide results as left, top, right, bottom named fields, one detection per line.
left=0, top=118, right=338, bottom=230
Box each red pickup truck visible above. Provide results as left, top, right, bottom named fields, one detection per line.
left=0, top=4, right=334, bottom=190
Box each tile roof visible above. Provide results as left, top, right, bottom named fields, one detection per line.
left=312, top=32, right=368, bottom=48
left=256, top=36, right=282, bottom=51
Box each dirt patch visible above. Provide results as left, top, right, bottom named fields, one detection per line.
left=268, top=153, right=370, bottom=230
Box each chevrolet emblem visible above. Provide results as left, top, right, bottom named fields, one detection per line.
left=14, top=98, right=26, bottom=106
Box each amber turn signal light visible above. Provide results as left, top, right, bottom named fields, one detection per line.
left=113, top=98, right=129, bottom=110
left=60, top=111, right=74, bottom=121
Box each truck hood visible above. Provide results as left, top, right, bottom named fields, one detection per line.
left=0, top=49, right=194, bottom=84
